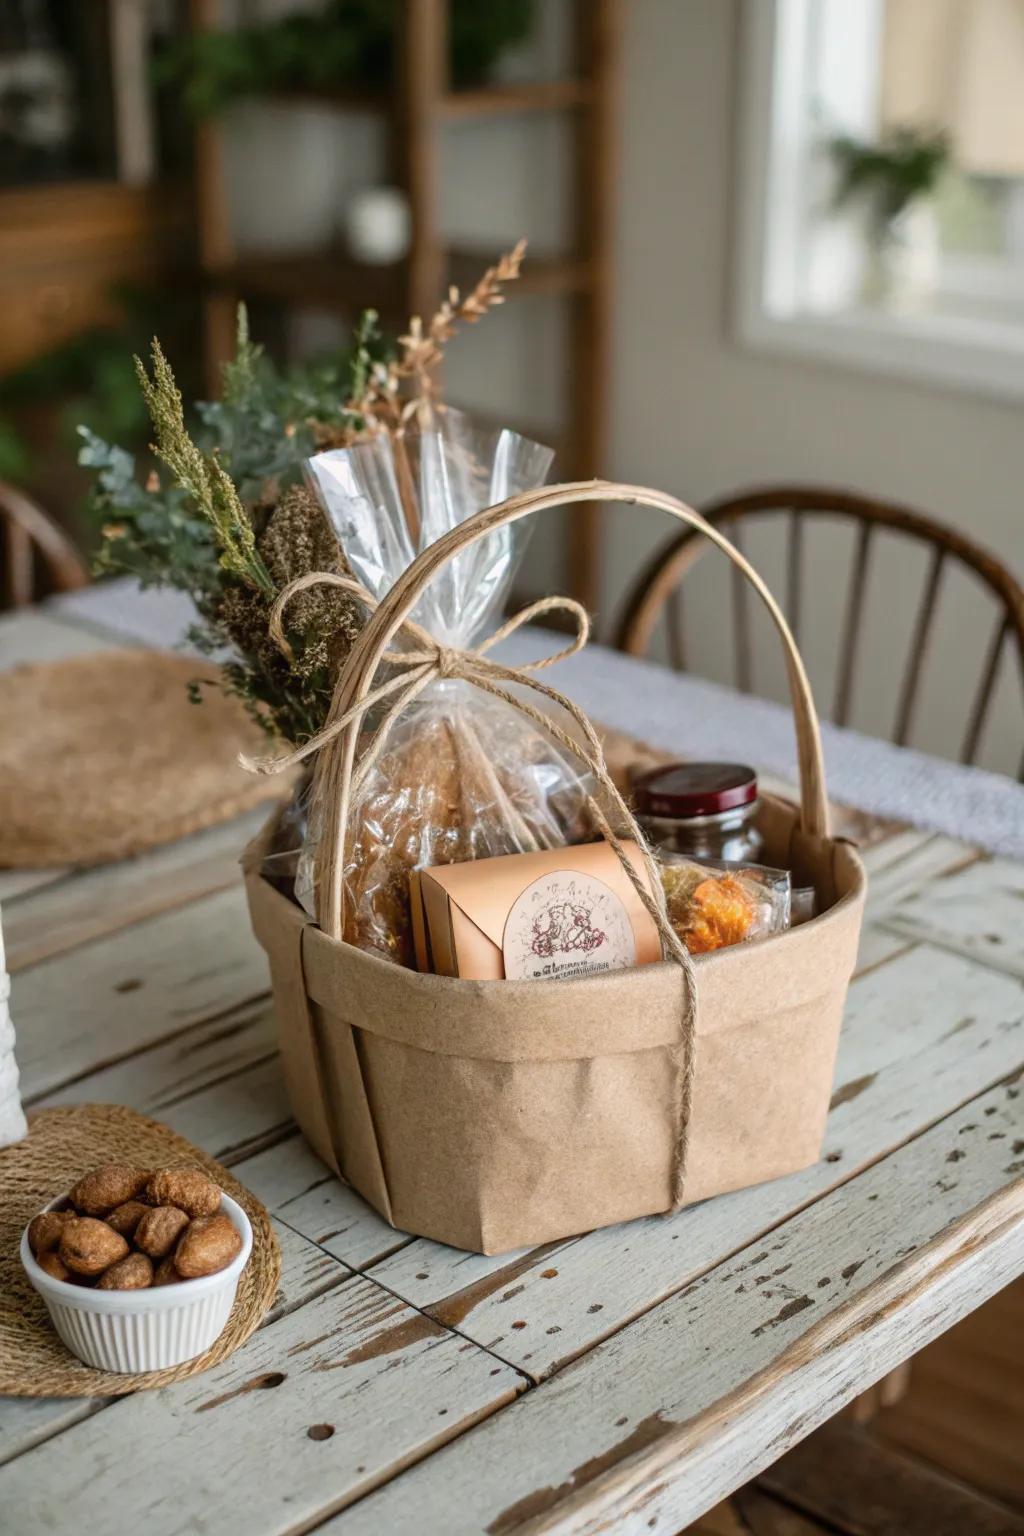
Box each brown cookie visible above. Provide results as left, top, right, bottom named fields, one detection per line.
left=105, top=1200, right=150, bottom=1239
left=27, top=1210, right=71, bottom=1256
left=96, top=1253, right=154, bottom=1291
left=174, top=1213, right=242, bottom=1279
left=36, top=1250, right=72, bottom=1283
left=135, top=1205, right=189, bottom=1259
left=145, top=1168, right=221, bottom=1219
left=58, top=1217, right=129, bottom=1277
left=152, top=1256, right=181, bottom=1287
left=69, top=1164, right=150, bottom=1217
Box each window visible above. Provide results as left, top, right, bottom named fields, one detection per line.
left=735, top=0, right=1024, bottom=398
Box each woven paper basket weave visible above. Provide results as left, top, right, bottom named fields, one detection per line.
left=246, top=481, right=866, bottom=1256
left=0, top=1105, right=280, bottom=1396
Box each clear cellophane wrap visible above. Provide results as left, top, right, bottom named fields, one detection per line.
left=291, top=409, right=594, bottom=967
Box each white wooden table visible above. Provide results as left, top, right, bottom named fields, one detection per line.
left=1, top=606, right=1023, bottom=1536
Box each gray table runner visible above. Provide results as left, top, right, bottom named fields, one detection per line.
left=47, top=579, right=1024, bottom=861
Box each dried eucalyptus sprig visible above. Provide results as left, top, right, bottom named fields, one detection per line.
left=135, top=338, right=275, bottom=596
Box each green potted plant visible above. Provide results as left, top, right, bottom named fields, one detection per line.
left=160, top=0, right=536, bottom=114
left=828, top=124, right=950, bottom=307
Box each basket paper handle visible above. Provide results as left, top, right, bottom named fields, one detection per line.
left=313, top=480, right=830, bottom=941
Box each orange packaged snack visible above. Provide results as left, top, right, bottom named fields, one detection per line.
left=661, top=857, right=791, bottom=955
left=684, top=873, right=758, bottom=953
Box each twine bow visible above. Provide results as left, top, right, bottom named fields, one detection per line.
left=242, top=570, right=698, bottom=1208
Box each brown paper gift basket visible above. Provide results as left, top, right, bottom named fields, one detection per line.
left=245, top=482, right=866, bottom=1255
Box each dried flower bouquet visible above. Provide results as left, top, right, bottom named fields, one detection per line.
left=89, top=244, right=592, bottom=962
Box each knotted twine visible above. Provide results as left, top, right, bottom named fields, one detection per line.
left=243, top=573, right=699, bottom=1208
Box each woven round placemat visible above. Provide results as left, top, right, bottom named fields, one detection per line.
left=0, top=1104, right=280, bottom=1397
left=0, top=649, right=290, bottom=867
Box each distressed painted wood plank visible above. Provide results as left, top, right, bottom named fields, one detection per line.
left=854, top=923, right=912, bottom=977
left=13, top=885, right=267, bottom=1101
left=0, top=1397, right=100, bottom=1472
left=39, top=997, right=275, bottom=1114
left=268, top=1217, right=353, bottom=1323
left=368, top=944, right=1024, bottom=1379
left=849, top=831, right=975, bottom=980
left=366, top=1241, right=536, bottom=1339
left=0, top=1275, right=524, bottom=1535
left=273, top=1173, right=410, bottom=1272
left=235, top=1133, right=409, bottom=1271
left=519, top=1213, right=1024, bottom=1536
left=883, top=857, right=1024, bottom=981
left=828, top=803, right=906, bottom=851
left=335, top=1080, right=1024, bottom=1536
left=44, top=578, right=196, bottom=651
left=231, top=1131, right=333, bottom=1212
left=862, top=834, right=977, bottom=919
left=40, top=1002, right=289, bottom=1167
left=857, top=825, right=933, bottom=875
left=0, top=867, right=67, bottom=904
left=853, top=833, right=976, bottom=973
left=168, top=1055, right=290, bottom=1166
left=0, top=611, right=117, bottom=669
left=3, top=809, right=267, bottom=972
left=100, top=1049, right=288, bottom=1170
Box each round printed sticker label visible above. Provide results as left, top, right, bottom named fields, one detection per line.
left=502, top=870, right=636, bottom=981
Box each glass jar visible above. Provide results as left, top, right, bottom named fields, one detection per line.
left=632, top=762, right=763, bottom=864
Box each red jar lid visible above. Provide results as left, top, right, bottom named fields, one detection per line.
left=632, top=762, right=758, bottom=819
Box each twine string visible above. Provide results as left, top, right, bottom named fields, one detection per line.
left=244, top=572, right=698, bottom=1209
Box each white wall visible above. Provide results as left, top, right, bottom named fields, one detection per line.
left=602, top=0, right=1022, bottom=774
left=221, top=0, right=1022, bottom=773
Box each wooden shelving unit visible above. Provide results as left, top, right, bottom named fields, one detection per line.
left=203, top=247, right=592, bottom=313
left=265, top=77, right=592, bottom=120
left=191, top=0, right=620, bottom=610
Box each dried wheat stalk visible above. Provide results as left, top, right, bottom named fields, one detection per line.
left=349, top=238, right=528, bottom=431
left=334, top=238, right=528, bottom=542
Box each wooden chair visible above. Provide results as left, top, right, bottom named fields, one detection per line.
left=0, top=481, right=89, bottom=611
left=615, top=485, right=1024, bottom=779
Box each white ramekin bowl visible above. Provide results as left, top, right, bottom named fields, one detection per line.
left=21, top=1192, right=253, bottom=1373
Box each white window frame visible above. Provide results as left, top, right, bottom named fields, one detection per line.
left=734, top=0, right=1024, bottom=402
